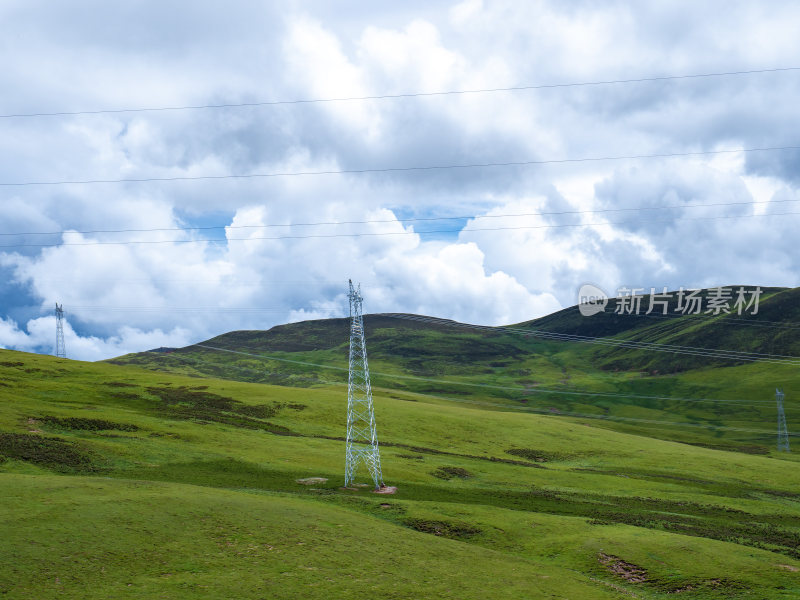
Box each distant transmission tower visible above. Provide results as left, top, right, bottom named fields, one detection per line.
left=54, top=303, right=66, bottom=359
left=344, top=279, right=384, bottom=490
left=776, top=388, right=790, bottom=452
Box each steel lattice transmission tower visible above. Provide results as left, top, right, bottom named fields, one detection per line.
left=776, top=388, right=790, bottom=452
left=54, top=303, right=66, bottom=359
left=344, top=279, right=384, bottom=490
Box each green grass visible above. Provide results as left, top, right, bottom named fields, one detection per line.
left=4, top=475, right=629, bottom=600
left=2, top=348, right=800, bottom=598
left=109, top=292, right=800, bottom=455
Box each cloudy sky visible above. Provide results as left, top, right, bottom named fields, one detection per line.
left=1, top=0, right=799, bottom=360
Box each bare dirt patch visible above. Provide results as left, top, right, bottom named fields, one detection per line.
left=296, top=477, right=328, bottom=485
left=373, top=486, right=398, bottom=495
left=598, top=552, right=649, bottom=583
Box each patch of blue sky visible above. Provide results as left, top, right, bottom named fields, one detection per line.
left=0, top=266, right=40, bottom=325
left=173, top=208, right=236, bottom=247
left=389, top=205, right=470, bottom=243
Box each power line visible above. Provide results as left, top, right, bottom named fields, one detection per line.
left=65, top=305, right=341, bottom=313
left=22, top=277, right=359, bottom=286
left=188, top=343, right=781, bottom=405
left=147, top=347, right=791, bottom=437
left=600, top=307, right=800, bottom=331
left=2, top=208, right=800, bottom=249
left=393, top=313, right=800, bottom=363
left=143, top=347, right=324, bottom=385
left=148, top=349, right=800, bottom=437
left=1, top=145, right=798, bottom=188
left=43, top=301, right=800, bottom=334
left=145, top=344, right=797, bottom=440
left=382, top=314, right=800, bottom=365
left=3, top=197, right=798, bottom=238
left=434, top=396, right=797, bottom=435
left=3, top=66, right=798, bottom=119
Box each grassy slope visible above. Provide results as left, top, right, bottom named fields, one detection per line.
left=109, top=288, right=800, bottom=454
left=5, top=476, right=612, bottom=600
left=2, top=349, right=800, bottom=598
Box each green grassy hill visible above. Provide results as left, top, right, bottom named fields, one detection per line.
left=109, top=286, right=800, bottom=454
left=2, top=349, right=800, bottom=598
left=526, top=286, right=800, bottom=373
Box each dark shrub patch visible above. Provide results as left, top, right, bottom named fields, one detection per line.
left=528, top=487, right=562, bottom=500
left=389, top=394, right=417, bottom=402
left=684, top=441, right=770, bottom=455
left=148, top=386, right=236, bottom=411
left=104, top=381, right=136, bottom=388
left=373, top=502, right=406, bottom=515
left=235, top=404, right=281, bottom=419
left=486, top=455, right=545, bottom=468
left=146, top=386, right=295, bottom=434
left=505, top=448, right=557, bottom=462
left=0, top=433, right=97, bottom=472
left=36, top=416, right=138, bottom=432
left=404, top=518, right=481, bottom=539
left=110, top=391, right=142, bottom=402
left=0, top=361, right=24, bottom=368
left=763, top=489, right=800, bottom=501
left=431, top=466, right=472, bottom=480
